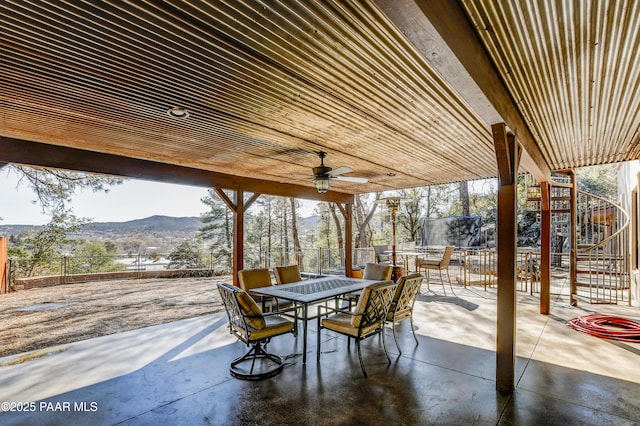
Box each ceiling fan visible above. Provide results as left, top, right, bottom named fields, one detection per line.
left=312, top=151, right=368, bottom=193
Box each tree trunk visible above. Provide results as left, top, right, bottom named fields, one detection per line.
left=330, top=203, right=344, bottom=265
left=290, top=197, right=304, bottom=270
left=355, top=193, right=380, bottom=265
left=282, top=199, right=289, bottom=265
left=266, top=198, right=272, bottom=268
left=460, top=181, right=470, bottom=216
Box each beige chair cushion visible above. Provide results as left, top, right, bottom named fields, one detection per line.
left=275, top=265, right=302, bottom=284
left=419, top=259, right=442, bottom=267
left=238, top=268, right=273, bottom=291
left=363, top=263, right=392, bottom=280
left=249, top=316, right=294, bottom=340
left=322, top=313, right=380, bottom=337
left=236, top=291, right=266, bottom=330
left=350, top=285, right=372, bottom=328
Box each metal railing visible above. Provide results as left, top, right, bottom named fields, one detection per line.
left=6, top=247, right=378, bottom=291
left=244, top=247, right=375, bottom=276
left=7, top=252, right=230, bottom=290
left=458, top=249, right=541, bottom=294
left=575, top=189, right=630, bottom=304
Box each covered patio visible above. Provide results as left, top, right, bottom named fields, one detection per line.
left=1, top=281, right=639, bottom=424
left=2, top=0, right=640, bottom=422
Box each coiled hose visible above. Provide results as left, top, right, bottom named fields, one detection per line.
left=567, top=314, right=640, bottom=343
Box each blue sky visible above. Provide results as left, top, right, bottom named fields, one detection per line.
left=1, top=168, right=317, bottom=225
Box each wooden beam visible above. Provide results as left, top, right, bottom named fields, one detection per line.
left=494, top=126, right=520, bottom=393
left=336, top=201, right=355, bottom=278
left=0, top=238, right=7, bottom=295
left=233, top=190, right=245, bottom=287
left=213, top=187, right=236, bottom=212
left=245, top=193, right=261, bottom=211
left=540, top=182, right=551, bottom=314
left=569, top=170, right=578, bottom=306
left=0, top=137, right=353, bottom=204
left=492, top=124, right=514, bottom=186
left=377, top=0, right=552, bottom=183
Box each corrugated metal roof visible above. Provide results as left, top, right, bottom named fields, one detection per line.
left=2, top=1, right=640, bottom=194
left=462, top=0, right=640, bottom=169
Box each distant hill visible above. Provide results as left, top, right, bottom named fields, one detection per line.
left=1, top=214, right=319, bottom=237
left=83, top=215, right=202, bottom=234
left=301, top=215, right=320, bottom=229
left=0, top=215, right=203, bottom=236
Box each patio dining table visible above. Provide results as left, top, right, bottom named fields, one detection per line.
left=249, top=276, right=378, bottom=363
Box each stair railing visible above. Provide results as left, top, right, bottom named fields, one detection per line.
left=575, top=189, right=630, bottom=304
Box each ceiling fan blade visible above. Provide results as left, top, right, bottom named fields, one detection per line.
left=328, top=166, right=352, bottom=176
left=334, top=175, right=368, bottom=183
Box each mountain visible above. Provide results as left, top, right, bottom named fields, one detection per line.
left=301, top=215, right=320, bottom=229
left=83, top=215, right=202, bottom=234
left=0, top=215, right=203, bottom=236
left=1, top=214, right=319, bottom=237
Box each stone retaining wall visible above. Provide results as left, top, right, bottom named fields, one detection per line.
left=16, top=269, right=216, bottom=289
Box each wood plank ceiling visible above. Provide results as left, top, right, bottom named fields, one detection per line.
left=2, top=1, right=640, bottom=197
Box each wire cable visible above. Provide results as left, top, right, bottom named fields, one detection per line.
left=567, top=314, right=640, bottom=343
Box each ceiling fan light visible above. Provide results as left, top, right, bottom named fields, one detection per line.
left=315, top=177, right=331, bottom=193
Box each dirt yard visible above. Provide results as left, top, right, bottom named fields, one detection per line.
left=0, top=276, right=231, bottom=358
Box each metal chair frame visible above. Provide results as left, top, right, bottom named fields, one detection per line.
left=218, top=283, right=296, bottom=380
left=386, top=273, right=423, bottom=353
left=417, top=246, right=455, bottom=295
left=317, top=280, right=398, bottom=377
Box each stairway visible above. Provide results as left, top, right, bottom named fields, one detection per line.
left=526, top=172, right=630, bottom=304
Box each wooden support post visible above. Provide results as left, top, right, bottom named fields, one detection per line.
left=492, top=123, right=520, bottom=393
left=570, top=170, right=578, bottom=306
left=0, top=237, right=7, bottom=294
left=540, top=182, right=551, bottom=314
left=214, top=187, right=261, bottom=287
left=233, top=190, right=244, bottom=287
left=344, top=203, right=353, bottom=278
left=336, top=199, right=355, bottom=278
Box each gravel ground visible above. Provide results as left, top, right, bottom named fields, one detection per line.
left=0, top=276, right=231, bottom=358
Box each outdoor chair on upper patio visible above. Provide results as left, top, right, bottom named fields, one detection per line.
left=417, top=246, right=455, bottom=295
left=274, top=264, right=303, bottom=284
left=317, top=280, right=398, bottom=377
left=373, top=244, right=391, bottom=264
left=217, top=283, right=296, bottom=380
left=363, top=262, right=393, bottom=280
left=386, top=273, right=424, bottom=353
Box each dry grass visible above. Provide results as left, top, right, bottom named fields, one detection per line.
left=0, top=276, right=231, bottom=358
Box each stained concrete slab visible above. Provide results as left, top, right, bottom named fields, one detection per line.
left=1, top=284, right=638, bottom=425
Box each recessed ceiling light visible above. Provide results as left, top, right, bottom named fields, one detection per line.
left=167, top=106, right=190, bottom=119
left=387, top=173, right=396, bottom=177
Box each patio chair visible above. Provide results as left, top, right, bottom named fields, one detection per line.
left=373, top=244, right=391, bottom=264
left=342, top=263, right=393, bottom=307
left=363, top=262, right=393, bottom=280
left=217, top=283, right=295, bottom=380
left=317, top=280, right=398, bottom=377
left=274, top=264, right=302, bottom=284
left=386, top=273, right=424, bottom=353
left=417, top=246, right=455, bottom=295
left=238, top=268, right=291, bottom=311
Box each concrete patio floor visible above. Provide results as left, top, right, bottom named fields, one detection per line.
left=1, top=282, right=639, bottom=425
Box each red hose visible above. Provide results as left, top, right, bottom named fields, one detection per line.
left=567, top=314, right=640, bottom=343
